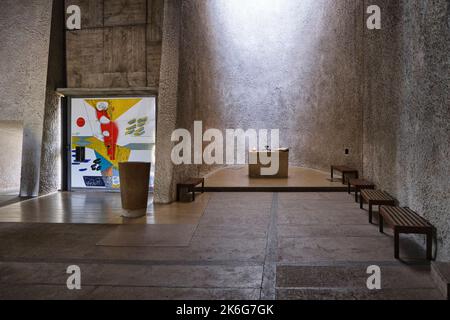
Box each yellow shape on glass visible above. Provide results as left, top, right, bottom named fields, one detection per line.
left=85, top=98, right=142, bottom=121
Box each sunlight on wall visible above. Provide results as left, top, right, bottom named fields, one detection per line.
left=0, top=121, right=23, bottom=194
left=206, top=0, right=322, bottom=55
left=180, top=0, right=364, bottom=173
left=203, top=0, right=326, bottom=81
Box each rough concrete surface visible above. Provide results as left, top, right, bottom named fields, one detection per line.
left=0, top=121, right=23, bottom=193
left=154, top=0, right=182, bottom=203
left=362, top=0, right=450, bottom=261
left=0, top=0, right=53, bottom=197
left=64, top=0, right=163, bottom=88
left=40, top=0, right=66, bottom=195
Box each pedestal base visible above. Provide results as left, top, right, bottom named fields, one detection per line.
left=121, top=208, right=147, bottom=219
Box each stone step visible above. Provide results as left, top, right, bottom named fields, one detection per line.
left=431, top=262, right=450, bottom=300
left=277, top=287, right=443, bottom=300
left=276, top=264, right=444, bottom=300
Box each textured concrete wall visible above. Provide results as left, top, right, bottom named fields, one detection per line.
left=153, top=0, right=181, bottom=203
left=0, top=121, right=23, bottom=193
left=40, top=0, right=66, bottom=195
left=362, top=0, right=450, bottom=261
left=65, top=0, right=163, bottom=88
left=177, top=0, right=364, bottom=175
left=0, top=0, right=53, bottom=196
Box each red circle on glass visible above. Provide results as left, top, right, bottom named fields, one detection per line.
left=76, top=117, right=86, bottom=127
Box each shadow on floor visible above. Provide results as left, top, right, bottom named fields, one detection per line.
left=0, top=195, right=27, bottom=208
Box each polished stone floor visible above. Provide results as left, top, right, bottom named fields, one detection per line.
left=0, top=192, right=444, bottom=300
left=205, top=166, right=344, bottom=188
left=0, top=192, right=207, bottom=224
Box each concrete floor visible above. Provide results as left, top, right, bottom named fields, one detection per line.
left=0, top=192, right=444, bottom=300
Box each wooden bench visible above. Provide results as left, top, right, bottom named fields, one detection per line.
left=379, top=206, right=434, bottom=260
left=348, top=179, right=375, bottom=203
left=176, top=178, right=205, bottom=202
left=330, top=165, right=359, bottom=184
left=360, top=189, right=396, bottom=224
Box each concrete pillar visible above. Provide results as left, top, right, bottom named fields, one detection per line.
left=0, top=0, right=53, bottom=197
left=154, top=0, right=182, bottom=204
left=39, top=0, right=66, bottom=195
left=19, top=1, right=53, bottom=197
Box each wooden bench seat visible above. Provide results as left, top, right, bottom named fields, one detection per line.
left=330, top=165, right=359, bottom=184
left=360, top=189, right=396, bottom=224
left=348, top=179, right=375, bottom=203
left=176, top=178, right=205, bottom=202
left=380, top=206, right=434, bottom=260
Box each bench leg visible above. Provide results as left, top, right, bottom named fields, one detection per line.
left=355, top=190, right=358, bottom=203
left=202, top=181, right=205, bottom=193
left=331, top=167, right=334, bottom=181
left=192, top=188, right=195, bottom=202
left=369, top=203, right=373, bottom=224
left=394, top=231, right=400, bottom=259
left=342, top=173, right=345, bottom=184
left=360, top=195, right=364, bottom=209
left=379, top=214, right=384, bottom=233
left=426, top=232, right=433, bottom=260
